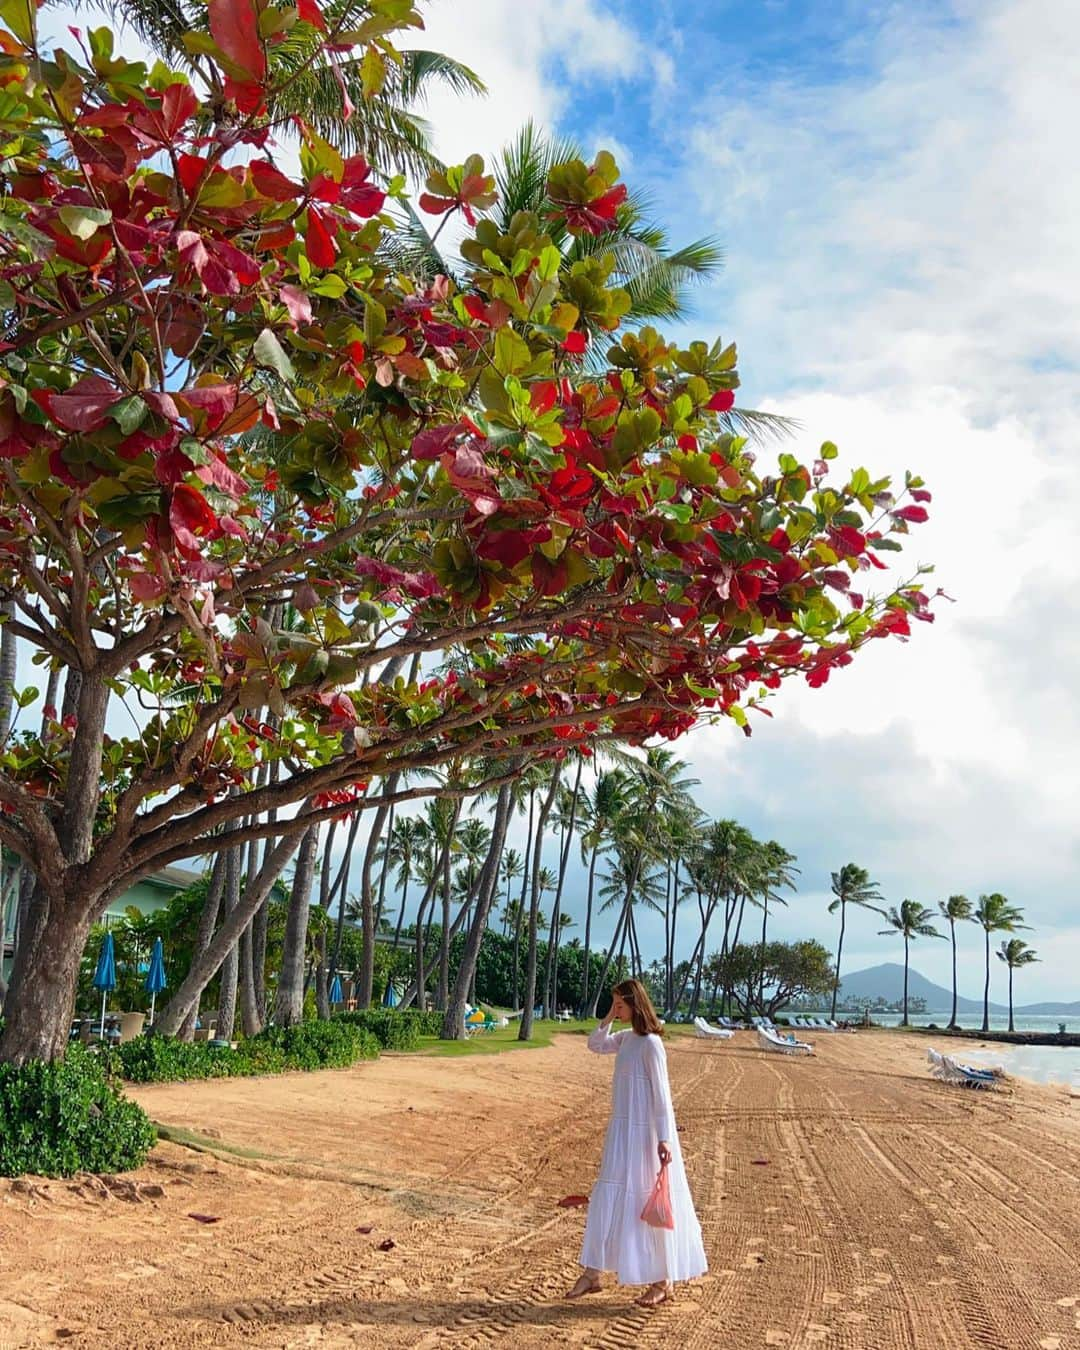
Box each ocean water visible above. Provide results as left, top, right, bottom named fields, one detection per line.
left=839, top=1011, right=1078, bottom=1034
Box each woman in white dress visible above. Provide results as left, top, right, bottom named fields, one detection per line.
left=565, top=979, right=708, bottom=1307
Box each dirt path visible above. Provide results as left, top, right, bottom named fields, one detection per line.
left=3, top=1031, right=1080, bottom=1348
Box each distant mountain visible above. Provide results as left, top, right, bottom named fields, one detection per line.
left=837, top=963, right=1079, bottom=1015
left=837, top=963, right=1003, bottom=1013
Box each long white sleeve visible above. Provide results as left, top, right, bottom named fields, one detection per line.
left=643, top=1034, right=674, bottom=1142
left=587, top=1023, right=624, bottom=1054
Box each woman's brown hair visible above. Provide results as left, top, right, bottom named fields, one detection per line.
left=612, top=979, right=664, bottom=1037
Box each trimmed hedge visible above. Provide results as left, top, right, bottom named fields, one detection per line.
left=0, top=1044, right=156, bottom=1178
left=106, top=1019, right=379, bottom=1084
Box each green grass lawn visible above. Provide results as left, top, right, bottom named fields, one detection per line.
left=413, top=1017, right=696, bottom=1057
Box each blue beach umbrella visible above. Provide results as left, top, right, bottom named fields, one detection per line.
left=328, top=973, right=343, bottom=1005
left=144, top=936, right=167, bottom=1024
left=92, top=931, right=117, bottom=1035
left=383, top=982, right=400, bottom=1008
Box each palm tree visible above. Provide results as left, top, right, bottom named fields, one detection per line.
left=974, top=894, right=1027, bottom=1033
left=828, top=863, right=884, bottom=1020
left=498, top=849, right=524, bottom=935
left=938, top=894, right=973, bottom=1029
left=576, top=769, right=628, bottom=1013
left=996, top=939, right=1039, bottom=1033
left=384, top=815, right=428, bottom=951
left=86, top=0, right=484, bottom=177
left=877, top=900, right=943, bottom=1026
left=755, top=840, right=799, bottom=1012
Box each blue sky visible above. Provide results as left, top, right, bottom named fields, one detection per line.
left=44, top=1, right=1080, bottom=1002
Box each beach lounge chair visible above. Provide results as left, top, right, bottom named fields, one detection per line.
left=757, top=1025, right=813, bottom=1056
left=118, top=1011, right=145, bottom=1043
left=693, top=1016, right=735, bottom=1040
left=927, top=1049, right=1004, bottom=1090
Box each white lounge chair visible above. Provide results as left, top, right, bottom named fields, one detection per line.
left=757, top=1025, right=813, bottom=1056
left=927, top=1049, right=1004, bottom=1090
left=694, top=1016, right=734, bottom=1040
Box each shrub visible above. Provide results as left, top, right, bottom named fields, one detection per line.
left=254, top=1019, right=378, bottom=1070
left=106, top=1035, right=243, bottom=1083
left=0, top=1045, right=156, bottom=1178
left=334, top=1009, right=424, bottom=1050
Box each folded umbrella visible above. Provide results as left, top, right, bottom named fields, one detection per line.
left=92, top=931, right=117, bottom=1038
left=144, top=936, right=167, bottom=1024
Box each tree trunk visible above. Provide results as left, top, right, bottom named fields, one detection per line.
left=215, top=845, right=242, bottom=1040
left=518, top=767, right=561, bottom=1041
left=179, top=852, right=227, bottom=1041
left=358, top=786, right=400, bottom=1009
left=513, top=792, right=534, bottom=1008
left=442, top=781, right=513, bottom=1039
left=949, top=920, right=958, bottom=1029
left=374, top=801, right=394, bottom=930
left=902, top=935, right=910, bottom=1027
left=157, top=826, right=304, bottom=1037
left=544, top=758, right=582, bottom=1018
left=436, top=800, right=463, bottom=1011
left=0, top=879, right=95, bottom=1065
left=580, top=844, right=599, bottom=1016
left=0, top=598, right=17, bottom=742
left=251, top=897, right=270, bottom=1026
left=981, top=927, right=991, bottom=1033
left=238, top=834, right=262, bottom=1036
left=831, top=903, right=847, bottom=1021
left=589, top=899, right=629, bottom=1018
left=273, top=823, right=319, bottom=1027
left=1008, top=966, right=1015, bottom=1033
left=412, top=870, right=440, bottom=1011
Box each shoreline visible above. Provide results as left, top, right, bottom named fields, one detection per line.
left=879, top=1022, right=1080, bottom=1048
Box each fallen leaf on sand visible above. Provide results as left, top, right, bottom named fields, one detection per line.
left=356, top=1224, right=374, bottom=1234
left=558, top=1195, right=589, bottom=1208
left=187, top=1213, right=221, bottom=1224
left=751, top=1160, right=770, bottom=1166
left=377, top=1238, right=396, bottom=1251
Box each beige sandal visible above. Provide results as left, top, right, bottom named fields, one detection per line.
left=565, top=1273, right=603, bottom=1299
left=636, top=1281, right=674, bottom=1307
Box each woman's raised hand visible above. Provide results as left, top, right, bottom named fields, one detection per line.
left=658, top=1141, right=672, bottom=1167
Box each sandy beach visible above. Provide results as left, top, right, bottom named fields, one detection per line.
left=3, top=1030, right=1080, bottom=1349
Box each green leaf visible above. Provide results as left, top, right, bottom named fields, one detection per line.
left=820, top=441, right=839, bottom=460
left=109, top=396, right=147, bottom=436
left=536, top=244, right=562, bottom=282
left=253, top=328, right=296, bottom=382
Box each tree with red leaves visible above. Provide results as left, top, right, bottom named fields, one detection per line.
left=0, top=1, right=932, bottom=1065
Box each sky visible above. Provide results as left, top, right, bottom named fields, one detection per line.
left=403, top=0, right=1080, bottom=1002
left=40, top=1, right=1080, bottom=1002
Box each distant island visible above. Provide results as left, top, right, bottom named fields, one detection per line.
left=794, top=963, right=1080, bottom=1016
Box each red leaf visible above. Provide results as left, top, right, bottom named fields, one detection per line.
left=169, top=485, right=221, bottom=557
left=250, top=159, right=300, bottom=202
left=707, top=390, right=735, bottom=413
left=304, top=206, right=337, bottom=269
left=279, top=284, right=312, bottom=328
left=557, top=1195, right=589, bottom=1208
left=561, top=331, right=587, bottom=354
left=197, top=454, right=248, bottom=500
left=418, top=193, right=457, bottom=216
left=893, top=505, right=928, bottom=523
left=31, top=375, right=118, bottom=432
left=356, top=1223, right=374, bottom=1234
left=187, top=1213, right=221, bottom=1224
left=910, top=488, right=932, bottom=503
left=376, top=1238, right=396, bottom=1252
left=297, top=0, right=327, bottom=30
left=208, top=0, right=266, bottom=83
left=159, top=83, right=198, bottom=141
left=174, top=383, right=241, bottom=432
left=411, top=423, right=465, bottom=461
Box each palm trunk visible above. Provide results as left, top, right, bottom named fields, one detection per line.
left=831, top=902, right=847, bottom=1021
left=758, top=899, right=769, bottom=1012
left=902, top=934, right=910, bottom=1026
left=314, top=819, right=339, bottom=1020
left=982, top=926, right=991, bottom=1033
left=513, top=792, right=535, bottom=1008
left=1008, top=965, right=1015, bottom=1033
left=178, top=852, right=227, bottom=1040
left=436, top=799, right=463, bottom=1011
left=518, top=767, right=562, bottom=1041
left=442, top=781, right=513, bottom=1039
left=579, top=843, right=599, bottom=1015
left=272, top=824, right=320, bottom=1027
left=543, top=759, right=582, bottom=1017
left=238, top=833, right=262, bottom=1035
left=215, top=845, right=242, bottom=1040
left=949, top=919, right=958, bottom=1028
left=589, top=901, right=628, bottom=1018
left=391, top=854, right=411, bottom=950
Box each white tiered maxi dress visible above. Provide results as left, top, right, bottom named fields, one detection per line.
left=579, top=1024, right=708, bottom=1286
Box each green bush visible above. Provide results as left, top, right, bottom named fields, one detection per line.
left=334, top=1009, right=424, bottom=1050
left=105, top=1035, right=244, bottom=1083
left=254, top=1018, right=378, bottom=1069
left=0, top=1045, right=156, bottom=1178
